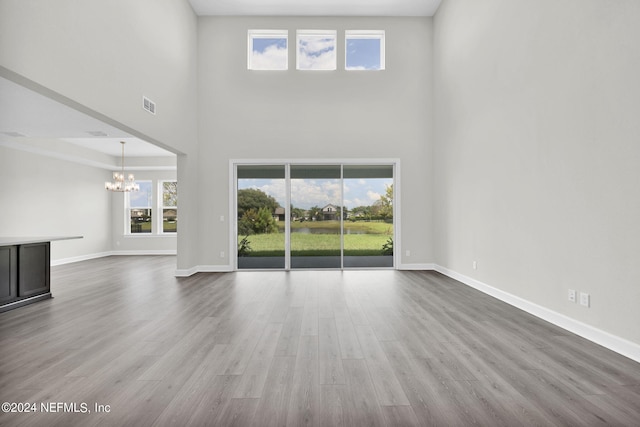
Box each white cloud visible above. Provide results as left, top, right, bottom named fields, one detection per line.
left=238, top=176, right=391, bottom=210
left=367, top=190, right=381, bottom=203
left=298, top=36, right=336, bottom=70
left=290, top=179, right=341, bottom=208
left=251, top=45, right=287, bottom=70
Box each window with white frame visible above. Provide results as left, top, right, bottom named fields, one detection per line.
left=345, top=30, right=385, bottom=70
left=248, top=30, right=288, bottom=70
left=160, top=181, right=178, bottom=233
left=127, top=181, right=153, bottom=234
left=297, top=30, right=337, bottom=70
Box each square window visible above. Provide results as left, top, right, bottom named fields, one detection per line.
left=297, top=30, right=337, bottom=71
left=345, top=30, right=385, bottom=71
left=248, top=30, right=288, bottom=70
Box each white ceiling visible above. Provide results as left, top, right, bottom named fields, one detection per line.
left=0, top=76, right=174, bottom=158
left=188, top=0, right=442, bottom=16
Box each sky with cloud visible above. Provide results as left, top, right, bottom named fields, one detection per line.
left=346, top=38, right=382, bottom=70
left=129, top=181, right=153, bottom=208
left=238, top=178, right=392, bottom=210
left=297, top=35, right=336, bottom=70
left=251, top=33, right=381, bottom=71
left=251, top=37, right=287, bottom=70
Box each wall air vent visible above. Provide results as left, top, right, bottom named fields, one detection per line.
left=142, top=96, right=156, bottom=115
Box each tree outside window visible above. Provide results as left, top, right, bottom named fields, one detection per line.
left=161, top=181, right=178, bottom=233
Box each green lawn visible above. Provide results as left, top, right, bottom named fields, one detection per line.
left=240, top=220, right=393, bottom=257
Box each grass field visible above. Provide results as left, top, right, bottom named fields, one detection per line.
left=242, top=220, right=393, bottom=257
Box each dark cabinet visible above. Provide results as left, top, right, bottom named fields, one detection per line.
left=0, top=242, right=51, bottom=312
left=0, top=246, right=18, bottom=304
left=18, top=243, right=50, bottom=297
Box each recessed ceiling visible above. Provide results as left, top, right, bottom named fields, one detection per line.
left=189, top=0, right=442, bottom=17
left=62, top=137, right=175, bottom=157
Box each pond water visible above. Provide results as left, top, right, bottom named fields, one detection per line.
left=292, top=227, right=367, bottom=235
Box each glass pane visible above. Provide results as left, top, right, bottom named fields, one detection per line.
left=237, top=165, right=286, bottom=269
left=129, top=181, right=152, bottom=234
left=290, top=165, right=342, bottom=268
left=297, top=31, right=336, bottom=70
left=343, top=165, right=393, bottom=267
left=131, top=209, right=152, bottom=234
left=130, top=181, right=152, bottom=208
left=346, top=38, right=381, bottom=70
left=163, top=182, right=177, bottom=207
left=250, top=35, right=288, bottom=70
left=163, top=208, right=177, bottom=233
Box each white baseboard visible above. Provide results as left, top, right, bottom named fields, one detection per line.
left=398, top=263, right=436, bottom=270
left=51, top=251, right=113, bottom=266
left=111, top=250, right=177, bottom=256
left=174, top=266, right=200, bottom=277
left=434, top=265, right=640, bottom=364
left=51, top=250, right=176, bottom=266
left=175, top=264, right=233, bottom=277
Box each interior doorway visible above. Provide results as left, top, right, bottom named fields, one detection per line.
left=234, top=162, right=396, bottom=270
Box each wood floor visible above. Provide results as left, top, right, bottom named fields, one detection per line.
left=1, top=256, right=639, bottom=426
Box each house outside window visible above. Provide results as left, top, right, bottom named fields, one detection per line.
left=128, top=181, right=153, bottom=234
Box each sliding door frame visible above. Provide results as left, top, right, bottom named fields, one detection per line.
left=230, top=158, right=401, bottom=271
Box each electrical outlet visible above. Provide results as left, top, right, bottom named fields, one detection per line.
left=219, top=215, right=225, bottom=222
left=579, top=292, right=590, bottom=307
left=473, top=261, right=477, bottom=270
left=406, top=250, right=411, bottom=257
left=219, top=251, right=225, bottom=258
left=568, top=289, right=576, bottom=303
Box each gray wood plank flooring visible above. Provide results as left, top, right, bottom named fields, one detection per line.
left=1, top=256, right=639, bottom=426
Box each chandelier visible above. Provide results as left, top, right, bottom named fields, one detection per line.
left=105, top=141, right=139, bottom=192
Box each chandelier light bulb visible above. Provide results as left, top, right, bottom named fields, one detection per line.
left=105, top=141, right=139, bottom=193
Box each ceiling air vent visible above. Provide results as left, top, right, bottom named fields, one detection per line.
left=86, top=130, right=108, bottom=137
left=142, top=96, right=156, bottom=115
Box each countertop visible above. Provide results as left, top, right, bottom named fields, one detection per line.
left=0, top=236, right=83, bottom=246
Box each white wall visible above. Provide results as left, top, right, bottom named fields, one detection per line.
left=0, top=0, right=199, bottom=270
left=0, top=146, right=111, bottom=261
left=434, top=0, right=640, bottom=345
left=197, top=16, right=434, bottom=268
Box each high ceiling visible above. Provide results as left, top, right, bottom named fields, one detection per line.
left=188, top=0, right=442, bottom=17
left=0, top=76, right=175, bottom=168
left=2, top=2, right=441, bottom=165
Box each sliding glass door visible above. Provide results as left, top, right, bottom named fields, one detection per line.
left=236, top=162, right=395, bottom=270
left=343, top=165, right=394, bottom=268
left=236, top=165, right=286, bottom=269
left=290, top=165, right=342, bottom=269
